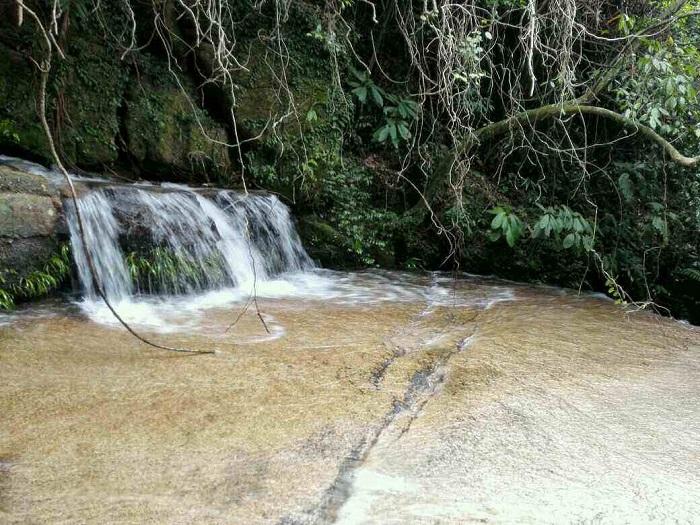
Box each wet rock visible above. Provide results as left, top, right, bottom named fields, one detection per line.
left=2, top=279, right=697, bottom=523
left=0, top=165, right=64, bottom=285
left=0, top=194, right=57, bottom=238
left=0, top=165, right=53, bottom=196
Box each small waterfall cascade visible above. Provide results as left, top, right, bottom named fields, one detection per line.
left=65, top=185, right=314, bottom=302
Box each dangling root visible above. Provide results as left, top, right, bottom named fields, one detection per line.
left=21, top=1, right=213, bottom=355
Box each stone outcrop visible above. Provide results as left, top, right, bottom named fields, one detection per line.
left=0, top=164, right=64, bottom=286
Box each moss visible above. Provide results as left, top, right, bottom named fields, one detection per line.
left=298, top=216, right=343, bottom=265
left=0, top=19, right=126, bottom=167
left=124, top=58, right=231, bottom=182
left=0, top=43, right=52, bottom=161
left=55, top=39, right=127, bottom=166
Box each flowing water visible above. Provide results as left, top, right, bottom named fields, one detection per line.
left=1, top=166, right=699, bottom=524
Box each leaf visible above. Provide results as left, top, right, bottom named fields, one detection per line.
left=352, top=86, right=368, bottom=103
left=370, top=86, right=384, bottom=107
left=651, top=216, right=667, bottom=236
left=507, top=214, right=522, bottom=236
left=373, top=125, right=390, bottom=143
left=563, top=233, right=576, bottom=249
left=505, top=227, right=517, bottom=247
left=487, top=230, right=502, bottom=242
left=388, top=123, right=398, bottom=147
left=618, top=173, right=633, bottom=202
left=397, top=122, right=411, bottom=140
left=350, top=67, right=366, bottom=82
left=491, top=213, right=504, bottom=230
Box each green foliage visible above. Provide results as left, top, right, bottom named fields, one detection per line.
left=348, top=68, right=384, bottom=107
left=348, top=68, right=418, bottom=148
left=488, top=206, right=524, bottom=247
left=0, top=288, right=13, bottom=311
left=488, top=203, right=594, bottom=253
left=0, top=119, right=20, bottom=145
left=678, top=266, right=700, bottom=283
left=125, top=247, right=227, bottom=295
left=373, top=94, right=418, bottom=148
left=309, top=156, right=399, bottom=265
left=0, top=244, right=71, bottom=310
left=605, top=276, right=628, bottom=305
left=532, top=205, right=594, bottom=252
left=615, top=36, right=700, bottom=139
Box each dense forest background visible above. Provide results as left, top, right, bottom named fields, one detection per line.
left=0, top=0, right=698, bottom=322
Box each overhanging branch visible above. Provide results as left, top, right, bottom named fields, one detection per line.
left=469, top=103, right=700, bottom=168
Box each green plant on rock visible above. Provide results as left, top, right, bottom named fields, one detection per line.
left=0, top=289, right=14, bottom=310
left=0, top=244, right=71, bottom=310
left=126, top=247, right=228, bottom=295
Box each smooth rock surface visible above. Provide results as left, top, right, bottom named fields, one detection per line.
left=0, top=273, right=698, bottom=524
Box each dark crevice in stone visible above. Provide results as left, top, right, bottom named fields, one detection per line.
left=290, top=309, right=480, bottom=524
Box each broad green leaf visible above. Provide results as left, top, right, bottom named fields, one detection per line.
left=388, top=123, right=398, bottom=146
left=505, top=227, right=517, bottom=247
left=352, top=86, right=368, bottom=103
left=563, top=233, right=576, bottom=249
left=374, top=125, right=390, bottom=142
left=491, top=213, right=504, bottom=230
left=370, top=86, right=384, bottom=107
left=618, top=173, right=633, bottom=202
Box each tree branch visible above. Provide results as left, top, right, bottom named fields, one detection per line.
left=470, top=103, right=699, bottom=168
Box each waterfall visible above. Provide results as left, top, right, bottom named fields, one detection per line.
left=66, top=185, right=314, bottom=303
left=66, top=191, right=133, bottom=301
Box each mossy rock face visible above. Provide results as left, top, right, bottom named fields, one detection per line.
left=0, top=27, right=125, bottom=167
left=232, top=26, right=336, bottom=141
left=297, top=215, right=343, bottom=266
left=0, top=44, right=52, bottom=161
left=55, top=40, right=127, bottom=166
left=124, top=75, right=231, bottom=182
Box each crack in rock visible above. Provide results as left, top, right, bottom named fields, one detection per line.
left=296, top=318, right=479, bottom=524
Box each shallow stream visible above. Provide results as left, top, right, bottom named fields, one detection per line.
left=1, top=270, right=698, bottom=523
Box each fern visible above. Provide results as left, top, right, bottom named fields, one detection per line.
left=0, top=244, right=71, bottom=310
left=678, top=267, right=700, bottom=283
